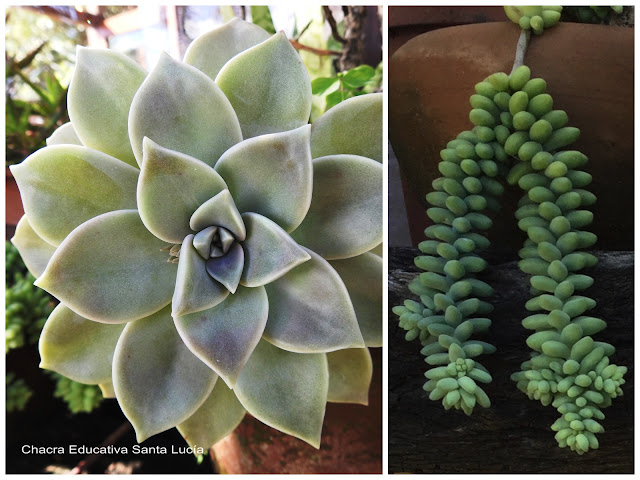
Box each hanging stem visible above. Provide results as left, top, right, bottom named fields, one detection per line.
left=511, top=29, right=531, bottom=74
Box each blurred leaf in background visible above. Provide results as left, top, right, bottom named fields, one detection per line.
left=5, top=7, right=86, bottom=165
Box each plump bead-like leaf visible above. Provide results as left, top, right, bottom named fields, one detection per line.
left=234, top=340, right=328, bottom=448
left=240, top=212, right=310, bottom=287
left=177, top=378, right=247, bottom=450
left=137, top=139, right=228, bottom=244
left=10, top=145, right=139, bottom=246
left=174, top=285, right=268, bottom=387
left=172, top=235, right=230, bottom=318
left=189, top=189, right=246, bottom=241
left=311, top=93, right=383, bottom=162
left=113, top=305, right=218, bottom=443
left=11, top=216, right=56, bottom=278
left=45, top=122, right=82, bottom=146
left=214, top=125, right=313, bottom=232
left=183, top=17, right=270, bottom=81
left=68, top=47, right=145, bottom=166
left=263, top=248, right=364, bottom=353
left=39, top=303, right=125, bottom=384
left=327, top=348, right=372, bottom=405
left=329, top=253, right=382, bottom=347
left=129, top=52, right=242, bottom=168
left=216, top=32, right=312, bottom=139
left=291, top=154, right=382, bottom=260
left=35, top=210, right=177, bottom=323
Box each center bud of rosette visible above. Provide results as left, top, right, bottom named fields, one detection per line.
left=192, top=224, right=244, bottom=294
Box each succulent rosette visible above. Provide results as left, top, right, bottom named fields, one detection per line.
left=10, top=18, right=382, bottom=449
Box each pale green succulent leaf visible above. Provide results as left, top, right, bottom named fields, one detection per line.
left=240, top=212, right=310, bottom=287
left=35, top=210, right=177, bottom=323
left=113, top=305, right=218, bottom=443
left=184, top=17, right=270, bottom=82
left=177, top=378, right=247, bottom=449
left=46, top=122, right=82, bottom=146
left=311, top=93, right=382, bottom=162
left=330, top=253, right=383, bottom=347
left=370, top=243, right=383, bottom=257
left=234, top=340, right=328, bottom=448
left=175, top=285, right=268, bottom=387
left=11, top=216, right=57, bottom=278
left=263, top=247, right=364, bottom=353
left=138, top=138, right=228, bottom=244
left=99, top=381, right=116, bottom=399
left=327, top=348, right=373, bottom=405
left=68, top=47, right=146, bottom=166
left=39, top=303, right=126, bottom=384
left=129, top=52, right=242, bottom=168
left=290, top=155, right=383, bottom=260
left=172, top=235, right=230, bottom=318
left=214, top=125, right=313, bottom=232
left=190, top=189, right=246, bottom=241
left=216, top=32, right=312, bottom=139
left=10, top=145, right=139, bottom=246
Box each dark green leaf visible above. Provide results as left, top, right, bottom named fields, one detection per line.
left=325, top=89, right=346, bottom=111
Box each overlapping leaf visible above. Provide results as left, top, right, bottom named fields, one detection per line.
left=36, top=210, right=177, bottom=323
left=10, top=145, right=139, bottom=246
left=68, top=47, right=146, bottom=166
left=234, top=340, right=328, bottom=448
left=113, top=305, right=218, bottom=442
left=214, top=125, right=313, bottom=232
left=129, top=53, right=242, bottom=168
left=216, top=32, right=312, bottom=139
left=263, top=248, right=364, bottom=353
left=327, top=348, right=373, bottom=405
left=11, top=216, right=56, bottom=278
left=291, top=154, right=383, bottom=260
left=39, top=303, right=125, bottom=384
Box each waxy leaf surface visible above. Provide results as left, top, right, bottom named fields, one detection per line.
left=184, top=17, right=270, bottom=81
left=35, top=210, right=177, bottom=323
left=311, top=93, right=383, bottom=162
left=39, top=303, right=125, bottom=384
left=129, top=53, right=242, bottom=167
left=190, top=189, right=246, bottom=241
left=330, top=253, right=383, bottom=347
left=68, top=47, right=145, bottom=166
left=11, top=145, right=139, bottom=246
left=138, top=139, right=228, bottom=244
left=177, top=379, right=247, bottom=449
left=175, top=285, right=268, bottom=387
left=113, top=305, right=218, bottom=442
left=214, top=125, right=312, bottom=232
left=234, top=340, right=328, bottom=448
left=263, top=248, right=364, bottom=353
left=240, top=213, right=310, bottom=287
left=291, top=155, right=382, bottom=259
left=327, top=348, right=372, bottom=405
left=46, top=122, right=82, bottom=146
left=172, top=235, right=229, bottom=317
left=11, top=216, right=56, bottom=278
left=216, top=32, right=311, bottom=139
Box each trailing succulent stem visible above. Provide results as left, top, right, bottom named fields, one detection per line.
left=394, top=58, right=626, bottom=452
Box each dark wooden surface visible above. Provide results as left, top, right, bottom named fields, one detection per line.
left=388, top=247, right=633, bottom=474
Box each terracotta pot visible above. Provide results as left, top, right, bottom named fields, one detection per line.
left=390, top=22, right=633, bottom=251
left=6, top=167, right=24, bottom=239
left=210, top=348, right=382, bottom=474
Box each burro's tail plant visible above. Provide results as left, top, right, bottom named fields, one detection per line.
left=394, top=8, right=626, bottom=454
left=10, top=17, right=382, bottom=452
